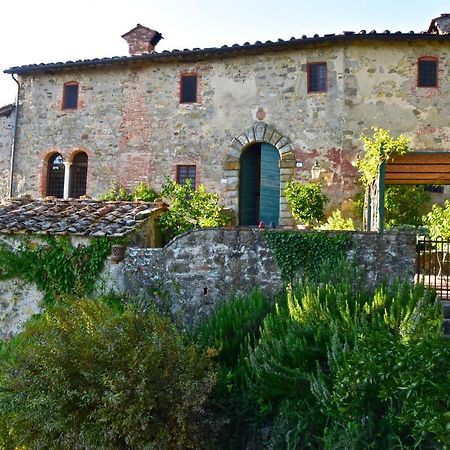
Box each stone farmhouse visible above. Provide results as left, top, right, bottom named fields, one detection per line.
left=1, top=14, right=450, bottom=227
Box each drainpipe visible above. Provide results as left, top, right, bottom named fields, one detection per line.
left=9, top=74, right=20, bottom=198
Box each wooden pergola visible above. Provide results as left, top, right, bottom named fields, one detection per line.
left=365, top=152, right=450, bottom=232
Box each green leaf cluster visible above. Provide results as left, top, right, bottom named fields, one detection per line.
left=264, top=230, right=352, bottom=282
left=159, top=179, right=231, bottom=240
left=357, top=127, right=410, bottom=186
left=384, top=185, right=430, bottom=228
left=318, top=209, right=356, bottom=231
left=284, top=182, right=329, bottom=225
left=0, top=299, right=216, bottom=449
left=100, top=181, right=159, bottom=202
left=423, top=199, right=450, bottom=239
left=0, top=237, right=111, bottom=304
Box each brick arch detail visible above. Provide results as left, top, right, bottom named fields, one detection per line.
left=39, top=147, right=94, bottom=199
left=67, top=146, right=93, bottom=163
left=39, top=149, right=65, bottom=198
left=225, top=123, right=296, bottom=227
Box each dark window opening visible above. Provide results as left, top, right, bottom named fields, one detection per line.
left=70, top=152, right=88, bottom=198
left=47, top=154, right=65, bottom=198
left=63, top=83, right=79, bottom=109
left=418, top=59, right=437, bottom=87
left=176, top=165, right=196, bottom=189
left=424, top=184, right=444, bottom=193
left=180, top=75, right=197, bottom=103
left=308, top=63, right=327, bottom=93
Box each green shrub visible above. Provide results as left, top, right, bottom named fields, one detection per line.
left=100, top=181, right=159, bottom=202
left=100, top=181, right=132, bottom=200
left=159, top=179, right=231, bottom=239
left=244, top=278, right=447, bottom=449
left=131, top=182, right=159, bottom=201
left=423, top=199, right=450, bottom=239
left=312, top=329, right=450, bottom=449
left=284, top=182, right=329, bottom=226
left=195, top=290, right=275, bottom=369
left=384, top=185, right=430, bottom=229
left=194, top=290, right=279, bottom=449
left=0, top=299, right=215, bottom=449
left=318, top=209, right=356, bottom=231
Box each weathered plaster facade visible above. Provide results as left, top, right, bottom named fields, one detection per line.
left=3, top=17, right=450, bottom=225
left=0, top=105, right=14, bottom=199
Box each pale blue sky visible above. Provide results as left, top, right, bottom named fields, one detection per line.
left=0, top=0, right=448, bottom=105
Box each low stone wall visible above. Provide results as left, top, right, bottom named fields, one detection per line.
left=108, top=228, right=416, bottom=323
left=0, top=228, right=417, bottom=335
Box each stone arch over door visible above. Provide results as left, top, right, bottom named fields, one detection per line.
left=224, top=122, right=296, bottom=227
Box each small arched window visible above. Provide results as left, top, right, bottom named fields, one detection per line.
left=47, top=153, right=65, bottom=198
left=70, top=152, right=88, bottom=198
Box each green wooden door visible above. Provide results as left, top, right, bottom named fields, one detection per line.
left=239, top=143, right=280, bottom=226
left=260, top=143, right=280, bottom=226
left=239, top=145, right=260, bottom=225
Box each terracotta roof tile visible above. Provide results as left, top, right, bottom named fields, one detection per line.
left=0, top=198, right=167, bottom=237
left=5, top=31, right=450, bottom=75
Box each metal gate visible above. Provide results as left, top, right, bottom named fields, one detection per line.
left=416, top=236, right=450, bottom=300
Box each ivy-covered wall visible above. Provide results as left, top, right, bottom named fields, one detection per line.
left=0, top=235, right=112, bottom=338
left=109, top=228, right=416, bottom=323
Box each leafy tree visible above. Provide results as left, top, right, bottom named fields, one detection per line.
left=159, top=179, right=231, bottom=240
left=423, top=199, right=450, bottom=239
left=357, top=127, right=410, bottom=186
left=384, top=185, right=430, bottom=228
left=284, top=182, right=329, bottom=226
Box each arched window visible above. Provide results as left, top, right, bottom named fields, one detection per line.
left=70, top=152, right=88, bottom=198
left=47, top=153, right=65, bottom=198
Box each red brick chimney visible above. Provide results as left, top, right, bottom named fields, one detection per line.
left=122, top=24, right=163, bottom=55
left=428, top=13, right=450, bottom=34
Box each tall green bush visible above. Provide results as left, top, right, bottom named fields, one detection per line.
left=284, top=182, right=329, bottom=226
left=0, top=299, right=215, bottom=449
left=159, top=179, right=231, bottom=239
left=243, top=278, right=448, bottom=449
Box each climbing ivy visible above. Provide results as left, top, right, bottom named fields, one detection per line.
left=264, top=230, right=352, bottom=282
left=0, top=237, right=112, bottom=305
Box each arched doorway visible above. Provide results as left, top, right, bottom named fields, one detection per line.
left=239, top=142, right=280, bottom=226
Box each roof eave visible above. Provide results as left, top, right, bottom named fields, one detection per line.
left=5, top=33, right=450, bottom=76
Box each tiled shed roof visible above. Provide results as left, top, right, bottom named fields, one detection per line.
left=0, top=198, right=166, bottom=237
left=5, top=30, right=450, bottom=75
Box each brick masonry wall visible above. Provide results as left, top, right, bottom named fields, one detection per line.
left=9, top=39, right=450, bottom=224
left=111, top=228, right=417, bottom=323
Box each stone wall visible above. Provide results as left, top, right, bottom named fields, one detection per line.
left=10, top=38, right=450, bottom=224
left=0, top=108, right=14, bottom=199
left=108, top=228, right=417, bottom=323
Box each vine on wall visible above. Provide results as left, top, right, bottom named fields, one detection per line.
left=0, top=237, right=112, bottom=305
left=264, top=230, right=352, bottom=282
